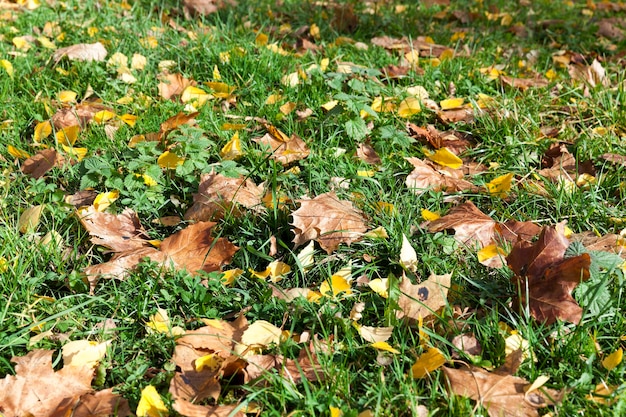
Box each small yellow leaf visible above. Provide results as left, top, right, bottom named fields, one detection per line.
left=440, top=97, right=464, bottom=110
left=0, top=59, right=14, bottom=78
left=7, top=145, right=30, bottom=159
left=181, top=86, right=211, bottom=107
left=142, top=173, right=157, bottom=187
left=330, top=406, right=343, bottom=417
left=375, top=201, right=395, bottom=215
left=424, top=147, right=463, bottom=169
left=602, top=348, right=623, bottom=371
left=545, top=68, right=557, bottom=80
left=250, top=260, right=291, bottom=282
left=62, top=340, right=111, bottom=369
left=421, top=209, right=440, bottom=221
left=131, top=53, right=147, bottom=70
left=296, top=241, right=315, bottom=272
left=204, top=81, right=235, bottom=98
left=371, top=341, right=400, bottom=354
left=62, top=145, right=88, bottom=161
left=221, top=268, right=244, bottom=286
left=255, top=32, right=269, bottom=46
left=58, top=90, right=77, bottom=103
left=398, top=97, right=421, bottom=118
left=13, top=36, right=32, bottom=50
left=440, top=48, right=455, bottom=60
left=405, top=50, right=420, bottom=65
left=281, top=71, right=300, bottom=87
left=310, top=23, right=320, bottom=39
left=368, top=278, right=389, bottom=298
left=157, top=151, right=184, bottom=169
left=504, top=332, right=531, bottom=361
left=587, top=383, right=617, bottom=405
left=220, top=131, right=243, bottom=160
left=266, top=94, right=283, bottom=104
left=364, top=226, right=389, bottom=239
left=93, top=190, right=119, bottom=212
left=320, top=275, right=352, bottom=297
left=18, top=205, right=44, bottom=234
left=486, top=173, right=513, bottom=197
left=145, top=308, right=184, bottom=336
left=400, top=234, right=418, bottom=273
left=93, top=110, right=116, bottom=124
left=321, top=100, right=338, bottom=111
left=357, top=170, right=375, bottom=177
left=195, top=353, right=224, bottom=372
left=136, top=385, right=169, bottom=417
left=477, top=244, right=508, bottom=263
left=411, top=347, right=446, bottom=378
left=55, top=125, right=80, bottom=146
left=119, top=113, right=138, bottom=127
left=279, top=101, right=297, bottom=115
left=221, top=123, right=246, bottom=131
left=241, top=320, right=282, bottom=347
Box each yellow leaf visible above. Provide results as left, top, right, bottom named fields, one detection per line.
left=181, top=85, right=211, bottom=107
left=250, top=260, right=291, bottom=282
left=357, top=170, right=375, bottom=177
left=405, top=50, right=420, bottom=65
left=221, top=123, right=246, bottom=130
left=62, top=145, right=88, bottom=161
left=145, top=308, right=184, bottom=336
left=398, top=97, right=421, bottom=118
left=364, top=226, right=389, bottom=239
left=255, top=32, right=269, bottom=46
left=400, top=234, right=418, bottom=273
left=587, top=382, right=617, bottom=405
left=320, top=274, right=352, bottom=297
left=58, top=90, right=77, bottom=103
left=131, top=53, right=147, bottom=70
left=368, top=278, right=388, bottom=298
left=204, top=81, right=235, bottom=98
left=371, top=341, right=400, bottom=354
left=195, top=353, right=224, bottom=372
left=93, top=190, right=119, bottom=212
left=7, top=145, right=30, bottom=159
left=375, top=201, right=395, bottom=215
left=221, top=268, right=243, bottom=286
left=411, top=347, right=446, bottom=378
left=424, top=147, right=463, bottom=169
left=62, top=339, right=111, bottom=368
left=12, top=36, right=31, bottom=50
left=477, top=244, right=508, bottom=263
left=142, top=173, right=157, bottom=187
left=310, top=23, right=320, bottom=39
left=504, top=332, right=531, bottom=361
left=440, top=97, right=464, bottom=110
left=220, top=132, right=242, bottom=160
left=265, top=94, right=283, bottom=105
left=157, top=151, right=184, bottom=169
left=486, top=173, right=513, bottom=197
left=119, top=113, right=138, bottom=127
left=296, top=241, right=315, bottom=272
left=93, top=110, right=116, bottom=124
left=281, top=71, right=300, bottom=87
left=421, top=209, right=440, bottom=221
left=440, top=48, right=455, bottom=60
left=18, top=205, right=44, bottom=234
left=330, top=406, right=343, bottom=417
left=0, top=59, right=14, bottom=78
left=602, top=348, right=623, bottom=371
left=136, top=385, right=169, bottom=417
left=55, top=125, right=80, bottom=146
left=241, top=320, right=282, bottom=347
left=545, top=68, right=557, bottom=80
left=279, top=101, right=297, bottom=115
left=321, top=100, right=338, bottom=111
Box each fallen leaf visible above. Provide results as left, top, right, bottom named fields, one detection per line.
left=397, top=273, right=451, bottom=320
left=500, top=75, right=549, bottom=90
left=405, top=157, right=476, bottom=195
left=320, top=274, right=352, bottom=297
left=399, top=234, right=418, bottom=273
left=53, top=42, right=107, bottom=62
left=62, top=340, right=111, bottom=369
left=77, top=206, right=151, bottom=252
left=291, top=192, right=368, bottom=253
left=412, top=347, right=446, bottom=378
left=427, top=201, right=496, bottom=248
left=21, top=148, right=61, bottom=178
left=356, top=142, right=381, bottom=165
left=252, top=132, right=310, bottom=165
left=250, top=260, right=291, bottom=282
left=136, top=385, right=168, bottom=417
left=356, top=325, right=393, bottom=343
left=424, top=147, right=463, bottom=169
left=485, top=173, right=514, bottom=198
left=371, top=341, right=400, bottom=354
left=18, top=204, right=44, bottom=233
left=398, top=97, right=421, bottom=117
left=158, top=73, right=196, bottom=100
left=241, top=320, right=282, bottom=348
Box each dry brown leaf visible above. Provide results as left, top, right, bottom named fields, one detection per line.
left=184, top=172, right=265, bottom=221
left=71, top=389, right=131, bottom=417
left=451, top=333, right=482, bottom=358
left=405, top=157, right=476, bottom=195
left=53, top=42, right=107, bottom=62
left=437, top=108, right=475, bottom=124
left=173, top=400, right=244, bottom=417
left=158, top=73, right=196, bottom=100
left=84, top=247, right=166, bottom=291
left=356, top=142, right=381, bottom=165
left=597, top=18, right=626, bottom=41
left=406, top=123, right=474, bottom=154
left=600, top=152, right=626, bottom=167
left=77, top=206, right=151, bottom=253
left=0, top=350, right=129, bottom=417
left=65, top=190, right=97, bottom=208
left=51, top=101, right=114, bottom=129
left=397, top=273, right=451, bottom=321
left=252, top=132, right=310, bottom=165
left=568, top=59, right=610, bottom=88
left=291, top=191, right=368, bottom=253
left=159, top=111, right=199, bottom=140
left=500, top=75, right=549, bottom=90
left=183, top=0, right=236, bottom=16
left=444, top=365, right=562, bottom=417
left=21, top=148, right=61, bottom=178
left=571, top=231, right=626, bottom=258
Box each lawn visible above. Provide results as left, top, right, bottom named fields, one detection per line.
left=1, top=0, right=626, bottom=415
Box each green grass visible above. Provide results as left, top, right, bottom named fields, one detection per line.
left=1, top=0, right=626, bottom=415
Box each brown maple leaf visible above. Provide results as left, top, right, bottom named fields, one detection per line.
left=158, top=73, right=196, bottom=100
left=291, top=192, right=368, bottom=254
left=444, top=364, right=562, bottom=417
left=537, top=143, right=595, bottom=185
left=0, top=350, right=129, bottom=417
left=78, top=206, right=151, bottom=253
left=397, top=273, right=452, bottom=321
left=253, top=132, right=310, bottom=165
left=183, top=0, right=236, bottom=17
left=184, top=172, right=265, bottom=221
left=507, top=224, right=591, bottom=324
left=405, top=157, right=477, bottom=195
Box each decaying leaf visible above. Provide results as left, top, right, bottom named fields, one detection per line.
left=291, top=192, right=368, bottom=253
left=184, top=172, right=265, bottom=221
left=78, top=206, right=151, bottom=252
left=253, top=131, right=310, bottom=165
left=405, top=157, right=476, bottom=195
left=500, top=75, right=549, bottom=90
left=356, top=142, right=381, bottom=165
left=158, top=73, right=196, bottom=100
left=53, top=42, right=107, bottom=62
left=397, top=273, right=452, bottom=321
left=21, top=148, right=61, bottom=178
left=184, top=0, right=236, bottom=17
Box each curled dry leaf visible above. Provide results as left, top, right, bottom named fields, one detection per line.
left=397, top=273, right=452, bottom=321
left=184, top=172, right=265, bottom=222
left=53, top=42, right=107, bottom=62
left=405, top=157, right=476, bottom=195
left=158, top=73, right=196, bottom=100
left=291, top=191, right=368, bottom=254
left=78, top=206, right=151, bottom=253
left=356, top=142, right=381, bottom=165
left=253, top=132, right=310, bottom=165
left=21, top=148, right=62, bottom=179
left=500, top=75, right=549, bottom=90
left=51, top=101, right=114, bottom=130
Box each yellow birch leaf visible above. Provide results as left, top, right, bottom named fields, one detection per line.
left=587, top=383, right=617, bottom=405
left=477, top=244, right=508, bottom=263
left=55, top=125, right=80, bottom=146
left=250, top=260, right=291, bottom=282
left=602, top=348, right=623, bottom=371
left=486, top=173, right=513, bottom=197
left=0, top=59, right=14, bottom=78
left=220, top=132, right=242, bottom=160
left=13, top=36, right=31, bottom=50
left=440, top=49, right=454, bottom=60
left=205, top=81, right=235, bottom=98
left=266, top=94, right=283, bottom=104
left=7, top=145, right=30, bottom=159
left=195, top=353, right=224, bottom=372
left=62, top=145, right=87, bottom=161
left=18, top=205, right=44, bottom=234
left=371, top=341, right=400, bottom=354
left=368, top=278, right=389, bottom=298
left=320, top=274, right=352, bottom=297
left=405, top=50, right=420, bottom=65
left=157, top=151, right=184, bottom=169
left=119, top=113, right=138, bottom=127
left=400, top=234, right=418, bottom=273
left=411, top=347, right=446, bottom=378
left=221, top=268, right=243, bottom=286
left=93, top=110, right=116, bottom=124
left=364, top=226, right=389, bottom=239
left=136, top=385, right=169, bottom=417
left=424, top=147, right=463, bottom=169
left=320, top=57, right=329, bottom=71
left=440, top=97, right=464, bottom=110
left=281, top=71, right=300, bottom=87
left=357, top=170, right=375, bottom=177
left=93, top=190, right=119, bottom=212
left=504, top=332, right=531, bottom=361
left=296, top=241, right=315, bottom=272
left=212, top=64, right=221, bottom=80
left=58, top=90, right=77, bottom=103
left=145, top=308, right=184, bottom=336
left=34, top=121, right=52, bottom=142
left=398, top=97, right=421, bottom=118
left=310, top=23, right=320, bottom=39
left=545, top=68, right=557, bottom=80
left=421, top=209, right=440, bottom=221
left=375, top=201, right=395, bottom=215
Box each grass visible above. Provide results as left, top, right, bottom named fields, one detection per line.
left=1, top=0, right=626, bottom=415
